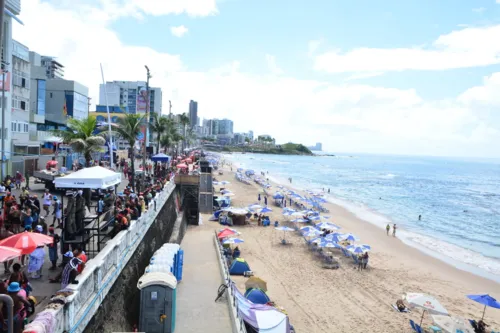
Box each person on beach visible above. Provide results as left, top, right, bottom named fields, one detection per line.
left=258, top=193, right=261, bottom=203
left=386, top=224, right=390, bottom=236
left=264, top=196, right=268, bottom=206
left=42, top=189, right=52, bottom=216
left=357, top=254, right=363, bottom=270
left=363, top=252, right=369, bottom=269
left=392, top=224, right=397, bottom=237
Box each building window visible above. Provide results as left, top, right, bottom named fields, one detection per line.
left=20, top=101, right=26, bottom=110
left=21, top=78, right=26, bottom=88
left=11, top=122, right=15, bottom=132
left=50, top=92, right=53, bottom=98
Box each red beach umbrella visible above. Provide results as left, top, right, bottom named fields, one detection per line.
left=0, top=246, right=22, bottom=262
left=0, top=232, right=53, bottom=255
left=217, top=228, right=238, bottom=239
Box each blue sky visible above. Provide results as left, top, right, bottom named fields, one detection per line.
left=14, top=0, right=500, bottom=157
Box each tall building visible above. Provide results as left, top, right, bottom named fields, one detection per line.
left=99, top=80, right=163, bottom=146
left=27, top=51, right=47, bottom=143
left=98, top=81, right=162, bottom=115
left=188, top=100, right=198, bottom=129
left=248, top=130, right=254, bottom=141
left=1, top=0, right=23, bottom=176
left=44, top=79, right=89, bottom=128
left=218, top=119, right=234, bottom=135
left=40, top=56, right=64, bottom=79
left=11, top=40, right=41, bottom=174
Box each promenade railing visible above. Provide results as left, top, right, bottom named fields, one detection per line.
left=213, top=232, right=248, bottom=333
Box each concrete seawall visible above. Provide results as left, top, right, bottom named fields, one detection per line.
left=83, top=186, right=188, bottom=332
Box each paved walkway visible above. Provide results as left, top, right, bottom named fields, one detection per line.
left=176, top=225, right=233, bottom=333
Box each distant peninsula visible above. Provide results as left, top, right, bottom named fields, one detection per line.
left=205, top=142, right=314, bottom=156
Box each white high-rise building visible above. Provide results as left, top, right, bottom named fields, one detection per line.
left=1, top=0, right=23, bottom=177
left=98, top=80, right=162, bottom=115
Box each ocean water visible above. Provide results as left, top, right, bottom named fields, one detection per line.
left=226, top=152, right=500, bottom=281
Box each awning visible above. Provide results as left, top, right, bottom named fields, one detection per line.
left=4, top=8, right=23, bottom=25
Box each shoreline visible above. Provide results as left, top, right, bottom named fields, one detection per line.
left=229, top=153, right=500, bottom=283
left=210, top=163, right=500, bottom=332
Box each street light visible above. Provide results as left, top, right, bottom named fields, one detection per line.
left=142, top=65, right=151, bottom=190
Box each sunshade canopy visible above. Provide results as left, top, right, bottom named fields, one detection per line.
left=54, top=166, right=121, bottom=189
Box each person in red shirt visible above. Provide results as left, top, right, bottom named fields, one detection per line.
left=74, top=247, right=87, bottom=274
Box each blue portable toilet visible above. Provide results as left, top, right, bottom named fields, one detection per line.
left=138, top=272, right=177, bottom=333
left=176, top=249, right=184, bottom=282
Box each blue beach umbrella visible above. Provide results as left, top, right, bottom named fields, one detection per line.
left=275, top=226, right=294, bottom=232
left=223, top=238, right=244, bottom=244
left=291, top=218, right=308, bottom=223
left=300, top=226, right=320, bottom=233
left=346, top=245, right=370, bottom=254
left=315, top=222, right=341, bottom=230
left=467, top=294, right=500, bottom=320
left=341, top=233, right=359, bottom=242
left=317, top=240, right=342, bottom=249
left=324, top=233, right=345, bottom=243
left=259, top=207, right=273, bottom=213
left=308, top=215, right=321, bottom=221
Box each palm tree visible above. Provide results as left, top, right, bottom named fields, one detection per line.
left=113, top=114, right=145, bottom=192
left=179, top=112, right=190, bottom=151
left=51, top=117, right=106, bottom=167
left=151, top=113, right=172, bottom=154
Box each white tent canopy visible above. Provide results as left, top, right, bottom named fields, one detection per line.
left=54, top=166, right=122, bottom=189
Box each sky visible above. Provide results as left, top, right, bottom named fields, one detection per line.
left=12, top=0, right=500, bottom=157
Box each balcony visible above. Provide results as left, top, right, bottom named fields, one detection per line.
left=6, top=0, right=21, bottom=15
left=30, top=112, right=45, bottom=124
left=29, top=130, right=52, bottom=142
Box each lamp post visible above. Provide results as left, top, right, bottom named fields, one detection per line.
left=142, top=65, right=151, bottom=189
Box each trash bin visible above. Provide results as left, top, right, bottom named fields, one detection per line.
left=138, top=271, right=177, bottom=333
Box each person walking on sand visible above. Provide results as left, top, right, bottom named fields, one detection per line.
left=386, top=224, right=390, bottom=236
left=392, top=224, right=397, bottom=237
left=258, top=193, right=261, bottom=203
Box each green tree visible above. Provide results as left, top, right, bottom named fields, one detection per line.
left=113, top=114, right=145, bottom=192
left=178, top=112, right=190, bottom=150
left=159, top=119, right=178, bottom=154
left=151, top=113, right=172, bottom=154
left=51, top=117, right=106, bottom=167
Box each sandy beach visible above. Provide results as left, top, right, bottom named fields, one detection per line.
left=201, top=162, right=500, bottom=333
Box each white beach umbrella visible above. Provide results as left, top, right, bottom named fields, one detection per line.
left=431, top=315, right=474, bottom=333
left=222, top=193, right=235, bottom=197
left=290, top=212, right=303, bottom=217
left=405, top=293, right=448, bottom=325
left=249, top=204, right=263, bottom=210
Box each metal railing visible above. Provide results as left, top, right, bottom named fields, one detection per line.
left=213, top=232, right=248, bottom=333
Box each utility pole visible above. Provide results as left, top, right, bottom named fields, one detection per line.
left=142, top=65, right=151, bottom=189
left=169, top=100, right=172, bottom=117
left=0, top=0, right=6, bottom=181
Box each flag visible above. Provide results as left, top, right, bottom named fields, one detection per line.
left=63, top=96, right=67, bottom=117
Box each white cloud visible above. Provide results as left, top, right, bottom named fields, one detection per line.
left=314, top=25, right=500, bottom=74
left=13, top=0, right=500, bottom=157
left=265, top=54, right=283, bottom=75
left=99, top=0, right=218, bottom=18
left=472, top=7, right=485, bottom=13
left=170, top=25, right=189, bottom=38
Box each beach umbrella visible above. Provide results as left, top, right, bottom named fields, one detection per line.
left=324, top=233, right=345, bottom=243
left=310, top=237, right=324, bottom=244
left=275, top=226, right=294, bottom=242
left=466, top=294, right=500, bottom=320
left=341, top=233, right=359, bottom=242
left=290, top=212, right=304, bottom=217
left=245, top=276, right=268, bottom=292
left=300, top=226, right=319, bottom=233
left=302, top=230, right=322, bottom=237
left=0, top=246, right=22, bottom=262
left=346, top=245, right=370, bottom=254
left=219, top=228, right=239, bottom=234
left=249, top=204, right=263, bottom=210
left=317, top=241, right=342, bottom=249
left=258, top=207, right=273, bottom=213
left=222, top=193, right=235, bottom=197
left=404, top=293, right=448, bottom=325
left=0, top=232, right=53, bottom=255
left=221, top=189, right=232, bottom=194
left=308, top=215, right=321, bottom=221
left=315, top=222, right=340, bottom=230
left=291, top=218, right=308, bottom=223
left=431, top=315, right=474, bottom=333
left=218, top=228, right=239, bottom=239
left=220, top=181, right=230, bottom=185
left=223, top=238, right=244, bottom=244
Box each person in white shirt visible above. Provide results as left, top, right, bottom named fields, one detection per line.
left=43, top=189, right=52, bottom=216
